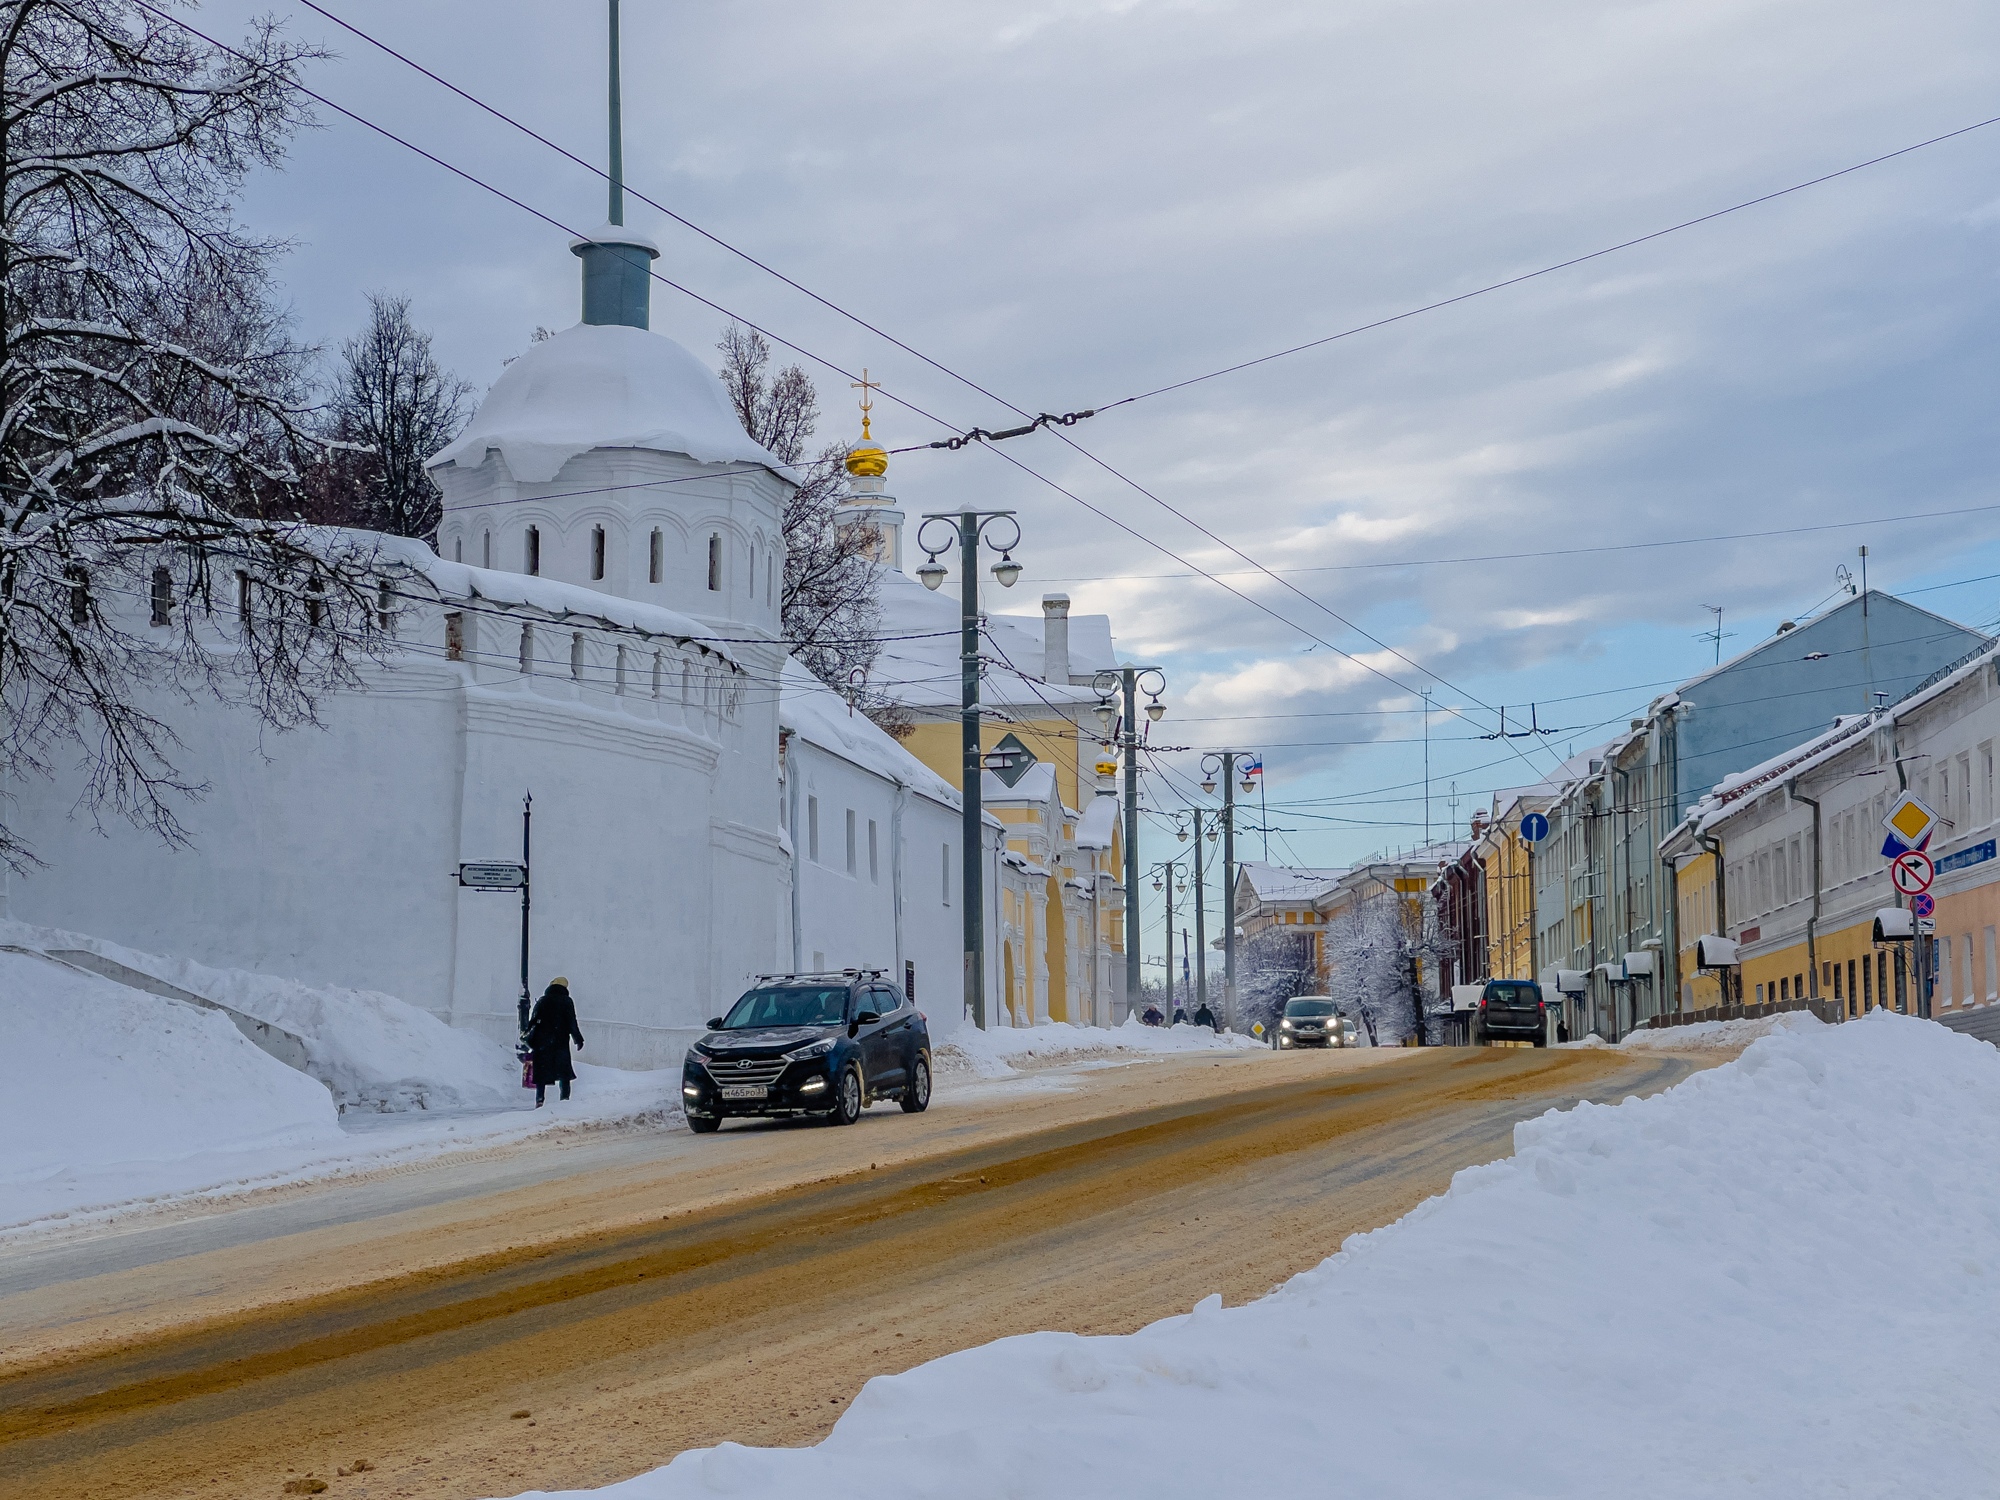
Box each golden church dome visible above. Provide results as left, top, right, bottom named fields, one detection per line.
left=844, top=370, right=889, bottom=478
left=844, top=438, right=889, bottom=479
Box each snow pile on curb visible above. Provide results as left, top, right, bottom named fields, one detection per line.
left=1, top=919, right=518, bottom=1112
left=935, top=1016, right=1261, bottom=1079
left=1, top=950, right=344, bottom=1217
left=1619, top=1010, right=1822, bottom=1052
left=530, top=1011, right=2000, bottom=1499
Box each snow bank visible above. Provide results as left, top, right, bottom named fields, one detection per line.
left=1, top=919, right=519, bottom=1112
left=0, top=950, right=343, bottom=1214
left=1619, top=1010, right=1823, bottom=1052
left=932, top=1016, right=1258, bottom=1080
left=527, top=1011, right=2000, bottom=1499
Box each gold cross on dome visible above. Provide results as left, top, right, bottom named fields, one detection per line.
left=850, top=368, right=881, bottom=439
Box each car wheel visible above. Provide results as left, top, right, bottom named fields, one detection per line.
left=827, top=1066, right=863, bottom=1127
left=687, top=1114, right=721, bottom=1134
left=900, top=1054, right=932, bottom=1113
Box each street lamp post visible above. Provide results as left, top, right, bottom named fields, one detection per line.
left=1150, top=859, right=1187, bottom=1018
left=1184, top=811, right=1214, bottom=1014
left=1202, top=750, right=1259, bottom=1031
left=1093, top=664, right=1166, bottom=1021
left=916, top=510, right=1023, bottom=1031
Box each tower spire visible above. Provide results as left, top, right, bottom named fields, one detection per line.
left=571, top=0, right=658, bottom=327
left=607, top=0, right=624, bottom=226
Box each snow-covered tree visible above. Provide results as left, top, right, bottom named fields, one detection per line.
left=1325, top=892, right=1450, bottom=1045
left=0, top=1, right=389, bottom=866
left=715, top=324, right=886, bottom=703
left=1239, top=927, right=1320, bottom=1034
left=305, top=292, right=470, bottom=543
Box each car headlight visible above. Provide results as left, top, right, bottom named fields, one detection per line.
left=784, top=1037, right=837, bottom=1062
left=1280, top=1018, right=1294, bottom=1029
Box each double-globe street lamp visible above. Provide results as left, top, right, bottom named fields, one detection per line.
left=1091, top=665, right=1166, bottom=1019
left=1150, top=858, right=1190, bottom=1018
left=1201, top=750, right=1260, bottom=1030
left=916, top=509, right=1023, bottom=1030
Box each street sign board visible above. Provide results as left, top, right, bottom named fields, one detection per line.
left=1883, top=793, right=1938, bottom=852
left=1519, top=812, right=1549, bottom=843
left=1937, top=839, right=1996, bottom=875
left=984, top=732, right=1039, bottom=789
left=1918, top=917, right=1937, bottom=935
left=459, top=861, right=528, bottom=890
left=1890, top=849, right=1935, bottom=896
left=1911, top=891, right=1937, bottom=918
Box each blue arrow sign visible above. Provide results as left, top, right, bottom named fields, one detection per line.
left=1520, top=812, right=1549, bottom=843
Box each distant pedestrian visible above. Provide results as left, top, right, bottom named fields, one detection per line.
left=1193, top=1002, right=1216, bottom=1031
left=527, top=977, right=584, bottom=1106
left=1142, top=1003, right=1164, bottom=1027
left=1172, top=1005, right=1187, bottom=1026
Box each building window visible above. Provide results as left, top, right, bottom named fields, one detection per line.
left=614, top=644, right=627, bottom=695
left=768, top=554, right=776, bottom=603
left=306, top=579, right=325, bottom=629
left=650, top=528, right=663, bottom=584
left=869, top=819, right=879, bottom=883
left=707, top=534, right=722, bottom=591
left=943, top=844, right=952, bottom=906
left=749, top=543, right=757, bottom=596
left=519, top=622, right=533, bottom=673
left=150, top=565, right=172, bottom=626
left=526, top=526, right=541, bottom=575
left=808, top=796, right=820, bottom=862
left=651, top=650, right=663, bottom=697
left=377, top=581, right=396, bottom=634
left=591, top=526, right=606, bottom=581
left=445, top=612, right=465, bottom=661
left=453, top=535, right=463, bottom=563
left=234, top=570, right=250, bottom=626
left=845, top=809, right=857, bottom=874
left=570, top=632, right=585, bottom=680
left=483, top=530, right=493, bottom=569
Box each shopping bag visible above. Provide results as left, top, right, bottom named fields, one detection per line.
left=520, top=1053, right=536, bottom=1089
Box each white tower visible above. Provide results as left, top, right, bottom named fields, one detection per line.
left=833, top=369, right=905, bottom=571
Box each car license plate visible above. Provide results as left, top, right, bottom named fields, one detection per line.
left=721, top=1084, right=767, bottom=1101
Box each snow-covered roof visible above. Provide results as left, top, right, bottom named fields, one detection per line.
left=1673, top=640, right=2000, bottom=845
left=428, top=323, right=782, bottom=484
left=1239, top=862, right=1346, bottom=905
left=365, top=534, right=744, bottom=667
left=982, top=761, right=1057, bottom=804
left=1075, top=794, right=1118, bottom=850
left=867, top=569, right=1114, bottom=711
left=779, top=659, right=960, bottom=808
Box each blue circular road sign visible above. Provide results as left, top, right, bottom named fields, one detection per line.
left=1520, top=812, right=1549, bottom=843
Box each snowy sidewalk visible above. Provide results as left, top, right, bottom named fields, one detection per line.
left=517, top=1010, right=2000, bottom=1499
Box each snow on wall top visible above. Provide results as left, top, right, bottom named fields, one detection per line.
left=365, top=534, right=746, bottom=669
left=428, top=323, right=781, bottom=484
left=1075, top=794, right=1118, bottom=850
left=780, top=658, right=960, bottom=809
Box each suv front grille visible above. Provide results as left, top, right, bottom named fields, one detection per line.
left=702, top=1056, right=788, bottom=1088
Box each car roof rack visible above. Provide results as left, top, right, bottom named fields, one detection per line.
left=750, top=968, right=890, bottom=983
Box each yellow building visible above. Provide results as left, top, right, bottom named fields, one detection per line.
left=836, top=417, right=1128, bottom=1025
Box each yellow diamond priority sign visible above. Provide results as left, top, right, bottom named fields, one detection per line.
left=1884, top=793, right=1937, bottom=851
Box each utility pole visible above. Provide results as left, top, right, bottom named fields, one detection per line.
left=1203, top=751, right=1256, bottom=1030
left=1190, top=811, right=1209, bottom=1014
left=1094, top=665, right=1167, bottom=1021
left=520, top=792, right=533, bottom=1033
left=916, top=511, right=1024, bottom=1029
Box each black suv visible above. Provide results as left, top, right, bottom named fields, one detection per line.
left=681, top=972, right=932, bottom=1133
left=1476, top=979, right=1552, bottom=1046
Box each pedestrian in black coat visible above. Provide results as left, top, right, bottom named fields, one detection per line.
left=527, top=978, right=584, bottom=1106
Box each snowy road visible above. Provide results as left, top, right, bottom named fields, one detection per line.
left=0, top=1043, right=1702, bottom=1500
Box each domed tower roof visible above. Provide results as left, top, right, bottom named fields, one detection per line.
left=428, top=323, right=781, bottom=484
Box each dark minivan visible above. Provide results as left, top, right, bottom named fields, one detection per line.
left=682, top=971, right=931, bottom=1132
left=1476, top=979, right=1552, bottom=1046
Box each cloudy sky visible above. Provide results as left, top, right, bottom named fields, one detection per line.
left=207, top=0, right=1999, bottom=896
